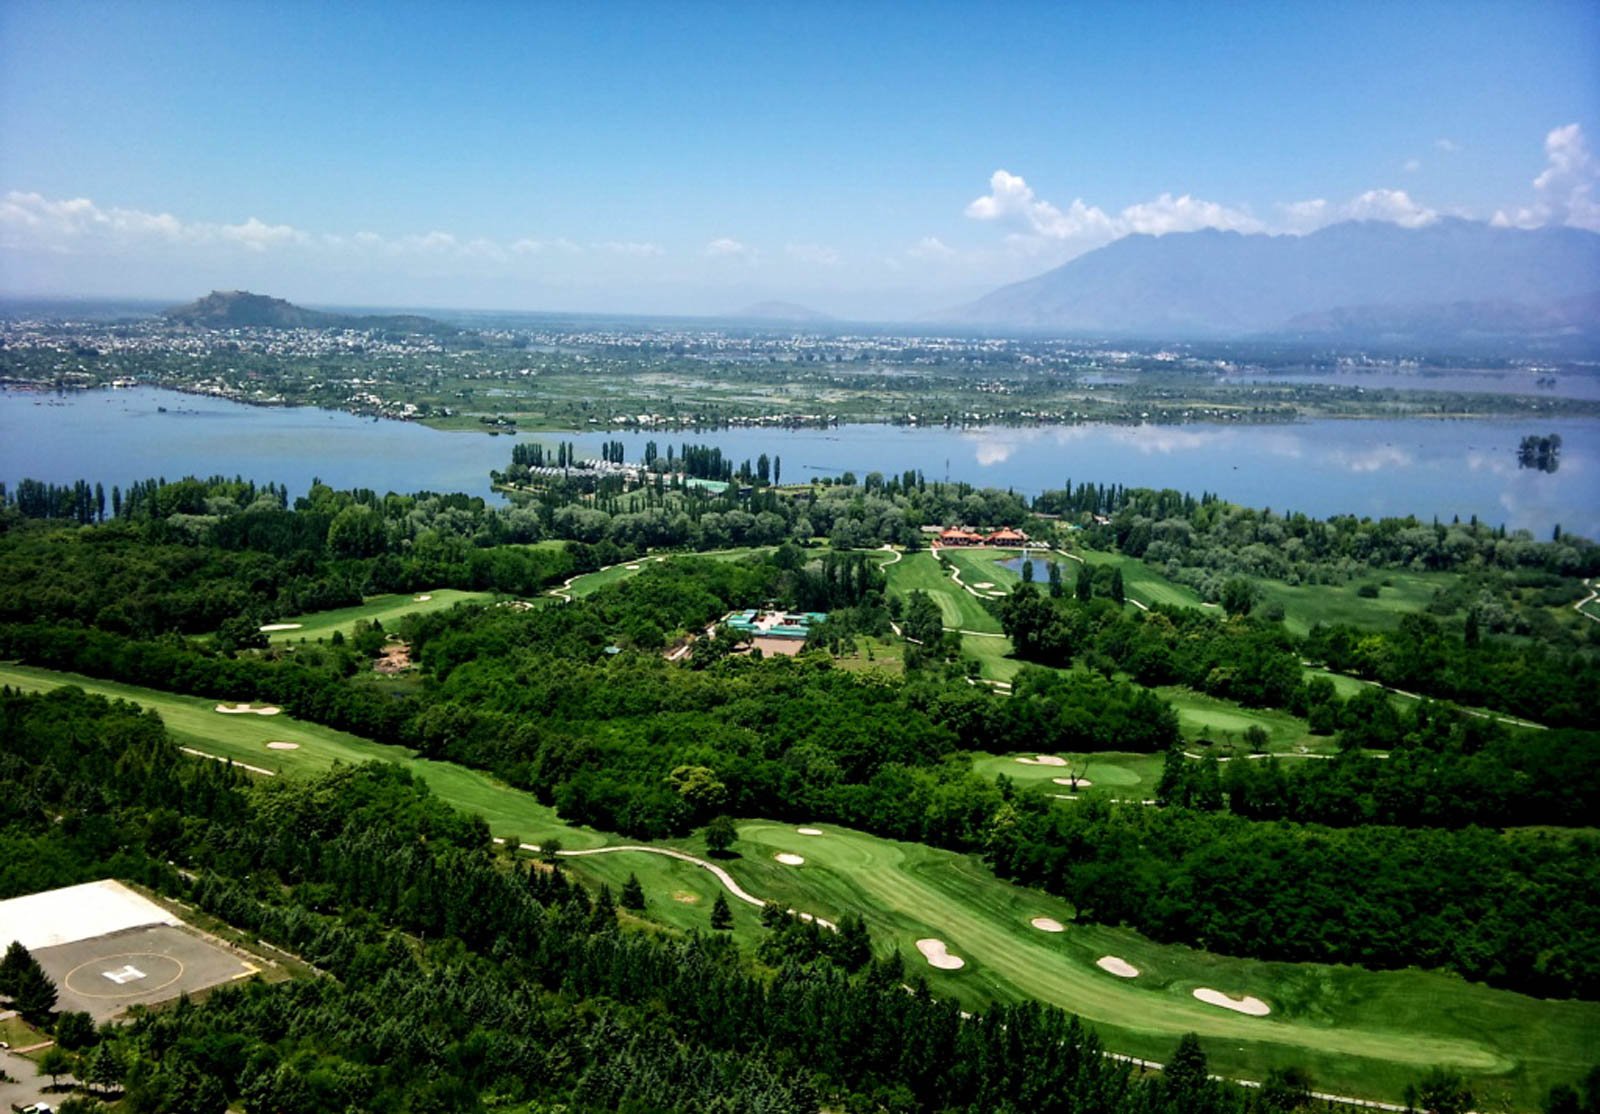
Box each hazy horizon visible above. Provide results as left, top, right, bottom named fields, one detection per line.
left=2, top=1, right=1596, bottom=319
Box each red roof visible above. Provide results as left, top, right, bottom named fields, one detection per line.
left=986, top=527, right=1028, bottom=543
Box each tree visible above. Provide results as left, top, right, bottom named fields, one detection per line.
left=1417, top=1068, right=1474, bottom=1114
left=669, top=765, right=728, bottom=816
left=710, top=892, right=733, bottom=930
left=82, top=1041, right=126, bottom=1096
left=1163, top=1032, right=1211, bottom=1101
left=53, top=1009, right=96, bottom=1051
left=1260, top=1066, right=1314, bottom=1112
left=902, top=590, right=944, bottom=646
left=1048, top=560, right=1063, bottom=598
left=1109, top=567, right=1125, bottom=604
left=620, top=873, right=646, bottom=910
left=1221, top=576, right=1256, bottom=618
left=2, top=942, right=58, bottom=1022
left=1075, top=566, right=1092, bottom=602
left=37, top=1045, right=73, bottom=1090
left=704, top=814, right=737, bottom=856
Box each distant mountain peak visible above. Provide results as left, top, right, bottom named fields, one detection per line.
left=944, top=219, right=1600, bottom=347
left=728, top=300, right=834, bottom=323
left=164, top=290, right=452, bottom=334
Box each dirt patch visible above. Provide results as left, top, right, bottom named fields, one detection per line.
left=916, top=938, right=966, bottom=970
left=258, top=622, right=302, bottom=632
left=1193, top=987, right=1270, bottom=1015
left=1051, top=776, right=1093, bottom=787
left=214, top=703, right=281, bottom=716
left=774, top=853, right=805, bottom=866
left=374, top=640, right=413, bottom=675
left=672, top=892, right=700, bottom=905
left=1096, top=955, right=1140, bottom=978
left=265, top=741, right=300, bottom=751
left=750, top=636, right=806, bottom=657
left=1016, top=755, right=1068, bottom=766
left=1030, top=917, right=1066, bottom=932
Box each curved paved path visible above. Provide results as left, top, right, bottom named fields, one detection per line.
left=556, top=844, right=837, bottom=929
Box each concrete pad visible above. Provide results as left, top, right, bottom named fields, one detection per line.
left=34, top=924, right=258, bottom=1022
left=0, top=880, right=177, bottom=951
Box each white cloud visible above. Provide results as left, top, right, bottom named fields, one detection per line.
left=1341, top=188, right=1437, bottom=228
left=704, top=236, right=755, bottom=259
left=1403, top=158, right=1422, bottom=174
left=1274, top=189, right=1436, bottom=232
left=1118, top=193, right=1262, bottom=235
left=216, top=216, right=310, bottom=252
left=965, top=170, right=1117, bottom=241
left=785, top=242, right=839, bottom=265
left=1493, top=123, right=1600, bottom=232
left=907, top=235, right=957, bottom=260
left=595, top=240, right=664, bottom=257
left=965, top=171, right=1258, bottom=252
left=1435, top=137, right=1460, bottom=153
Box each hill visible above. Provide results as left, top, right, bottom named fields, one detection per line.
left=946, top=219, right=1600, bottom=342
left=164, top=290, right=452, bottom=333
left=728, top=299, right=835, bottom=323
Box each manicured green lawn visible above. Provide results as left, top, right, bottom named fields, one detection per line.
left=713, top=821, right=1591, bottom=1109
left=1155, top=687, right=1332, bottom=753
left=1070, top=548, right=1209, bottom=610
left=885, top=551, right=1003, bottom=633
left=1254, top=570, right=1456, bottom=637
left=0, top=663, right=607, bottom=850
left=558, top=548, right=770, bottom=599
left=263, top=588, right=495, bottom=643
left=969, top=750, right=1163, bottom=797
left=7, top=662, right=1591, bottom=1108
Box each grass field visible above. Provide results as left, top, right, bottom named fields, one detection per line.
left=0, top=663, right=608, bottom=851
left=264, top=589, right=496, bottom=643
left=883, top=550, right=1020, bottom=680
left=557, top=547, right=770, bottom=599
left=1067, top=548, right=1209, bottom=610
left=969, top=750, right=1163, bottom=798
left=6, top=662, right=1593, bottom=1107
left=1254, top=571, right=1456, bottom=637
left=885, top=551, right=1003, bottom=633
left=714, top=822, right=1594, bottom=1108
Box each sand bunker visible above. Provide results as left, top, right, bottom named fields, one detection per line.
left=1051, top=776, right=1093, bottom=787
left=413, top=593, right=433, bottom=601
left=916, top=938, right=966, bottom=970
left=974, top=581, right=995, bottom=589
left=1030, top=917, right=1066, bottom=932
left=626, top=563, right=641, bottom=570
left=258, top=622, right=302, bottom=632
left=214, top=703, right=282, bottom=716
left=1193, top=988, right=1270, bottom=1016
left=1096, top=956, right=1140, bottom=978
left=796, top=827, right=824, bottom=836
left=774, top=853, right=806, bottom=866
left=1016, top=755, right=1069, bottom=766
left=265, top=741, right=300, bottom=751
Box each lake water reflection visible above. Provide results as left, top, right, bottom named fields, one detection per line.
left=3, top=387, right=1595, bottom=539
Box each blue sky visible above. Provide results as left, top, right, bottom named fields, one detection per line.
left=1, top=0, right=1596, bottom=317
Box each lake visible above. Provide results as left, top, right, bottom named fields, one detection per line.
left=4, top=386, right=1597, bottom=539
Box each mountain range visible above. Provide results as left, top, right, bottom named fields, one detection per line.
left=946, top=219, right=1600, bottom=344
left=165, top=290, right=452, bottom=334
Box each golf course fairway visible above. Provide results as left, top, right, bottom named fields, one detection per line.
left=3, top=662, right=1594, bottom=1108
